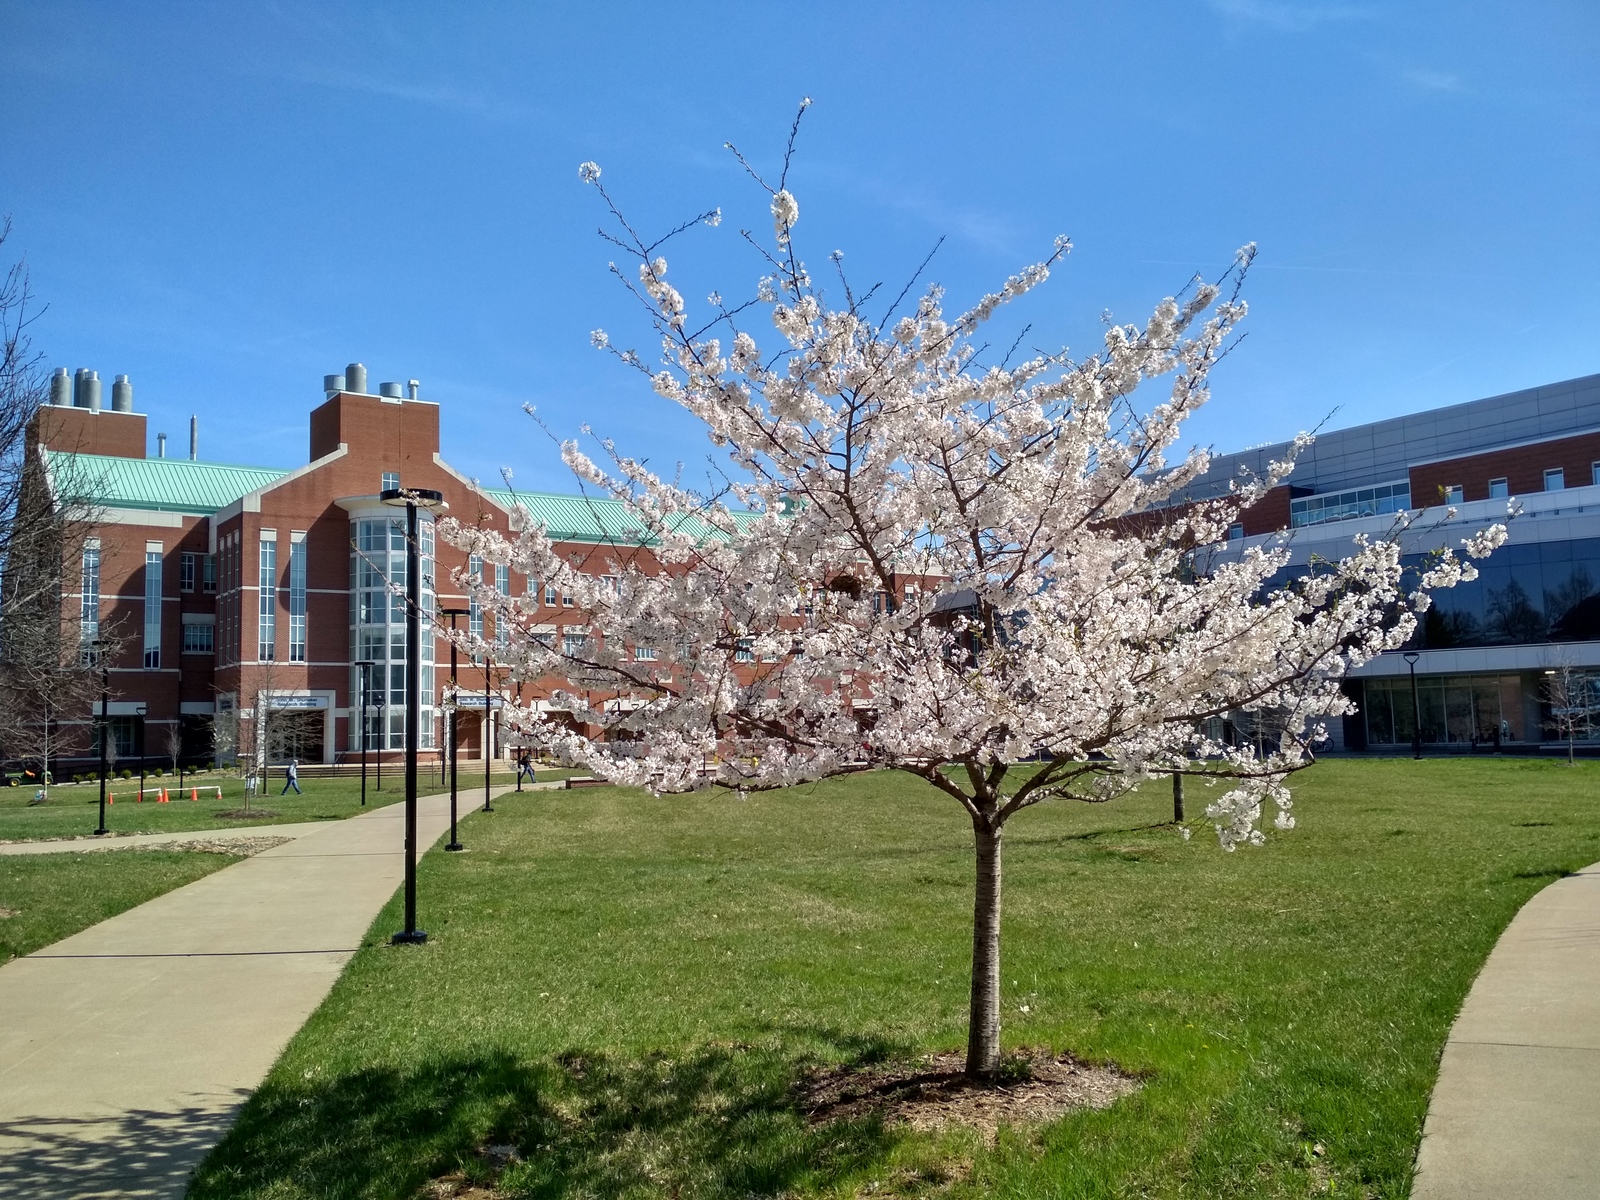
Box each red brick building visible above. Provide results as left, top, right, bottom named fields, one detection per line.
left=32, top=367, right=635, bottom=773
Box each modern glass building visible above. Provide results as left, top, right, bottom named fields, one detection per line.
left=1192, top=371, right=1600, bottom=753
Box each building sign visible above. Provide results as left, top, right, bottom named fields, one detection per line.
left=268, top=695, right=329, bottom=710
left=447, top=694, right=505, bottom=709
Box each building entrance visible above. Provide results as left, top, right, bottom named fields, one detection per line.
left=270, top=709, right=326, bottom=764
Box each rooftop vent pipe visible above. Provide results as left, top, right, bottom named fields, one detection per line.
left=379, top=381, right=404, bottom=399
left=345, top=362, right=367, bottom=394
left=323, top=373, right=346, bottom=397
left=112, top=375, right=133, bottom=413
left=156, top=432, right=167, bottom=458
left=190, top=415, right=198, bottom=461
left=407, top=379, right=420, bottom=400
left=50, top=368, right=70, bottom=406
left=73, top=369, right=102, bottom=410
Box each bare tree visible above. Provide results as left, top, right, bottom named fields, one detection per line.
left=1543, top=653, right=1592, bottom=766
left=0, top=220, right=110, bottom=795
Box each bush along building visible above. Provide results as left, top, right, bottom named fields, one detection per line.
left=29, top=364, right=648, bottom=776
left=1193, top=371, right=1600, bottom=753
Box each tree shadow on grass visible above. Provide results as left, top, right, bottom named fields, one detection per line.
left=189, top=1044, right=907, bottom=1200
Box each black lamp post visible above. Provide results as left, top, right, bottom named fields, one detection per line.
left=94, top=641, right=109, bottom=836
left=1404, top=651, right=1423, bottom=760
left=380, top=487, right=446, bottom=946
left=354, top=659, right=375, bottom=806
left=439, top=606, right=469, bottom=851
left=484, top=652, right=495, bottom=813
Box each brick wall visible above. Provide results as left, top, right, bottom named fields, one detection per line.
left=1410, top=431, right=1600, bottom=504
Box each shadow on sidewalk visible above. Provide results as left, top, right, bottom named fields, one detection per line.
left=0, top=1094, right=247, bottom=1200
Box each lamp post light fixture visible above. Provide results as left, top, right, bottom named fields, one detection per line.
left=94, top=640, right=109, bottom=836
left=379, top=486, right=446, bottom=946
left=439, top=607, right=469, bottom=852
left=354, top=659, right=376, bottom=806
left=1403, top=651, right=1423, bottom=760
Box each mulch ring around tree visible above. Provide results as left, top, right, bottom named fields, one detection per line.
left=798, top=1049, right=1142, bottom=1141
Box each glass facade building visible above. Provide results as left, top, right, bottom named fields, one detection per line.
left=351, top=515, right=435, bottom=751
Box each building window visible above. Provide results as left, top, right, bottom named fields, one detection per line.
left=352, top=516, right=435, bottom=750
left=1444, top=485, right=1464, bottom=504
left=468, top=553, right=484, bottom=640
left=563, top=630, right=586, bottom=657
left=1290, top=480, right=1411, bottom=527
left=80, top=539, right=100, bottom=648
left=381, top=471, right=400, bottom=492
left=180, top=552, right=196, bottom=592
left=1592, top=462, right=1600, bottom=487
left=288, top=534, right=307, bottom=662
left=635, top=644, right=657, bottom=661
left=735, top=638, right=753, bottom=663
left=495, top=562, right=510, bottom=646
left=143, top=547, right=162, bottom=668
left=1488, top=477, right=1509, bottom=499
left=545, top=581, right=558, bottom=607
left=1227, top=523, right=1245, bottom=542
left=202, top=553, right=217, bottom=593
left=258, top=535, right=277, bottom=661
left=182, top=621, right=214, bottom=654
left=1545, top=468, right=1565, bottom=491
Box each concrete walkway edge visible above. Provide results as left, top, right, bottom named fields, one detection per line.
left=1411, top=859, right=1600, bottom=1199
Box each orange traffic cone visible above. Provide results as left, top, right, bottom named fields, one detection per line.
left=158, top=787, right=168, bottom=803
left=107, top=793, right=114, bottom=805
left=191, top=786, right=199, bottom=801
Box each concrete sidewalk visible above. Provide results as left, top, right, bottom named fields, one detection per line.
left=1411, top=860, right=1600, bottom=1199
left=0, top=784, right=514, bottom=1199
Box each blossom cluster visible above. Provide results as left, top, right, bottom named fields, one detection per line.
left=441, top=158, right=1504, bottom=852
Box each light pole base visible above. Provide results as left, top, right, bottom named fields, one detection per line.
left=445, top=842, right=464, bottom=852
left=390, top=930, right=429, bottom=945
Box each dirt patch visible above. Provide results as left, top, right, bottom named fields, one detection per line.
left=0, top=907, right=17, bottom=919
left=144, top=836, right=291, bottom=857
left=798, top=1049, right=1140, bottom=1141
left=422, top=1145, right=521, bottom=1198
left=214, top=808, right=279, bottom=820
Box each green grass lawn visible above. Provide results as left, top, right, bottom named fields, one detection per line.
left=189, top=758, right=1600, bottom=1199
left=0, top=765, right=574, bottom=841
left=0, top=848, right=240, bottom=964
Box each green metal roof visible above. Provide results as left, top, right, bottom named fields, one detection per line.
left=481, top=487, right=755, bottom=544
left=45, top=451, right=289, bottom=515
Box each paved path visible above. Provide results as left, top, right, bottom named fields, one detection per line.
left=1411, top=859, right=1600, bottom=1199
left=0, top=784, right=514, bottom=1200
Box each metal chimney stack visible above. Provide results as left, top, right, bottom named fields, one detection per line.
left=112, top=375, right=133, bottom=412
left=50, top=368, right=70, bottom=406
left=407, top=379, right=420, bottom=400
left=156, top=433, right=167, bottom=459
left=345, top=362, right=367, bottom=394
left=73, top=369, right=102, bottom=410
left=190, top=415, right=198, bottom=460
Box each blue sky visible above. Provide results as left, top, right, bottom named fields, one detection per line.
left=3, top=1, right=1595, bottom=494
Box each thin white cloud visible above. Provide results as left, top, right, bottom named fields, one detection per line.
left=1208, top=0, right=1373, bottom=31
left=293, top=66, right=533, bottom=123
left=1403, top=67, right=1466, bottom=93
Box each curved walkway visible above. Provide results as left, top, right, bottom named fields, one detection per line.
left=0, top=784, right=513, bottom=1200
left=1412, top=859, right=1600, bottom=1198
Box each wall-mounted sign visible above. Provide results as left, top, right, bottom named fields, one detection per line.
left=267, top=695, right=329, bottom=711
left=447, top=694, right=505, bottom=709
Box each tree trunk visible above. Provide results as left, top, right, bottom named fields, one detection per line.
left=1173, top=772, right=1184, bottom=822
left=966, top=817, right=1003, bottom=1079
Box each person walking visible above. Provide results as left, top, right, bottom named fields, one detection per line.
left=281, top=758, right=302, bottom=795
left=516, top=750, right=537, bottom=787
